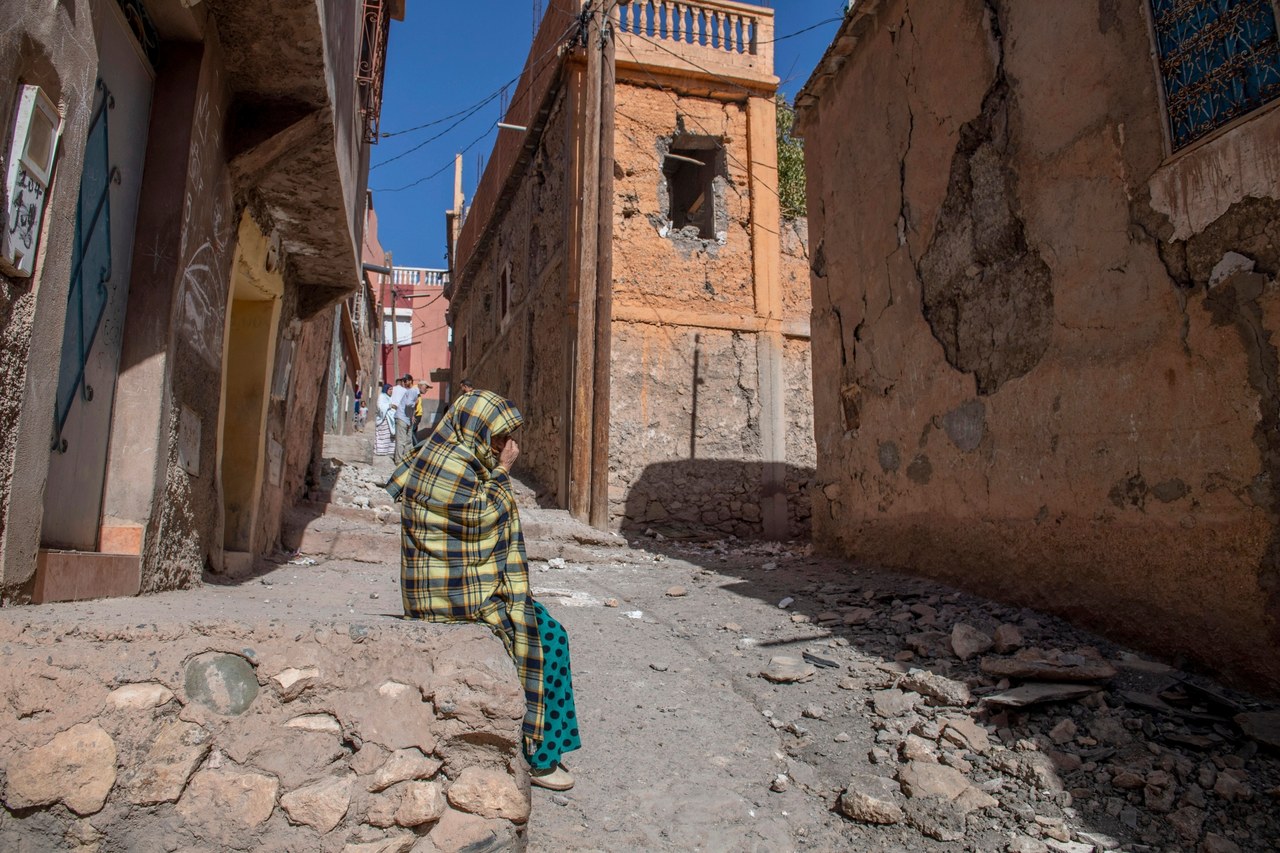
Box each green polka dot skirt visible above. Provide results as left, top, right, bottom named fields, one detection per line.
left=526, top=601, right=582, bottom=771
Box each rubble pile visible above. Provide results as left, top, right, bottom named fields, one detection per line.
left=658, top=535, right=1280, bottom=851
left=316, top=458, right=397, bottom=512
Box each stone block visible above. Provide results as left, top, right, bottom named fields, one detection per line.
left=4, top=721, right=118, bottom=815
left=445, top=767, right=528, bottom=822
left=176, top=768, right=278, bottom=843
left=280, top=774, right=353, bottom=832
left=124, top=720, right=211, bottom=805
left=184, top=652, right=260, bottom=715
left=32, top=550, right=141, bottom=603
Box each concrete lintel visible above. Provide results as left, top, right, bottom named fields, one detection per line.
left=611, top=304, right=810, bottom=339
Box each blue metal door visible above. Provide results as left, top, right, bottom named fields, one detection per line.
left=41, top=1, right=153, bottom=550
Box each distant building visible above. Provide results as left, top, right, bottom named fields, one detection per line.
left=796, top=0, right=1280, bottom=689
left=382, top=266, right=452, bottom=427
left=0, top=0, right=403, bottom=601
left=447, top=0, right=813, bottom=539
left=327, top=191, right=388, bottom=435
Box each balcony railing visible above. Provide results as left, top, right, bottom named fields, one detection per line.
left=357, top=0, right=391, bottom=143
left=615, top=0, right=774, bottom=86
left=392, top=267, right=449, bottom=287
left=618, top=0, right=760, bottom=55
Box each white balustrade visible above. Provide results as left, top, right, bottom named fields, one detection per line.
left=617, top=0, right=761, bottom=56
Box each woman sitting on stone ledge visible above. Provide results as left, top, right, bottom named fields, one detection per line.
left=386, top=389, right=580, bottom=791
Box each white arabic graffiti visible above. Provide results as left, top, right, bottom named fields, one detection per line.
left=175, top=75, right=233, bottom=368
left=7, top=168, right=44, bottom=250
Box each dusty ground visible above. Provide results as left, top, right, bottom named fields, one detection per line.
left=518, top=528, right=1280, bottom=853
left=316, top=440, right=1280, bottom=852
left=6, top=438, right=1276, bottom=852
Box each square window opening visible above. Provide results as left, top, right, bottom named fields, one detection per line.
left=665, top=143, right=720, bottom=239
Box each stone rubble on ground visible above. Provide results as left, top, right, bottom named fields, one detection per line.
left=625, top=532, right=1280, bottom=852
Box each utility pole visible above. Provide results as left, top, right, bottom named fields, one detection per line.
left=589, top=0, right=620, bottom=529
left=389, top=254, right=399, bottom=383
left=569, top=0, right=605, bottom=522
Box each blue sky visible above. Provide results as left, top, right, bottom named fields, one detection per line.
left=371, top=1, right=844, bottom=268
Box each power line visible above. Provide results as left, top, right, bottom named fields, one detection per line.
left=374, top=17, right=580, bottom=163
left=615, top=34, right=788, bottom=215
left=371, top=17, right=584, bottom=192
left=371, top=123, right=495, bottom=192
left=371, top=95, right=502, bottom=171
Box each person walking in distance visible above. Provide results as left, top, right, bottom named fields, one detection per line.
left=413, top=379, right=433, bottom=441
left=389, top=375, right=414, bottom=462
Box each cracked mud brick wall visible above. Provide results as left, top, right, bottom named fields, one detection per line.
left=610, top=83, right=815, bottom=538
left=448, top=82, right=573, bottom=505
left=801, top=0, right=1280, bottom=691
left=141, top=37, right=236, bottom=593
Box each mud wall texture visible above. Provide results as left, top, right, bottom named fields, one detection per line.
left=610, top=84, right=814, bottom=539
left=253, top=296, right=337, bottom=560
left=139, top=33, right=236, bottom=593
left=0, top=616, right=528, bottom=851
left=0, top=4, right=100, bottom=592
left=452, top=70, right=816, bottom=537
left=449, top=81, right=574, bottom=505
left=799, top=0, right=1280, bottom=690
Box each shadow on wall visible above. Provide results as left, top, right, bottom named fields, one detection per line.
left=621, top=459, right=816, bottom=541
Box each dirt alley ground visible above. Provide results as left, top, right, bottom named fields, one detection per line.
left=12, top=443, right=1278, bottom=852
left=314, top=446, right=1280, bottom=853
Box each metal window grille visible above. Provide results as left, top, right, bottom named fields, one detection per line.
left=358, top=0, right=391, bottom=144
left=1149, top=0, right=1280, bottom=149
left=52, top=80, right=117, bottom=453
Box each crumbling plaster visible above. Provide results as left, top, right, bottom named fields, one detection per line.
left=800, top=0, right=1280, bottom=689
left=614, top=86, right=755, bottom=313
left=452, top=47, right=815, bottom=538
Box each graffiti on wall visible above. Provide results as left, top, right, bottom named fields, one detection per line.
left=176, top=85, right=232, bottom=368
left=6, top=168, right=45, bottom=251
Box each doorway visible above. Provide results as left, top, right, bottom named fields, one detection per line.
left=41, top=0, right=154, bottom=550
left=217, top=214, right=283, bottom=565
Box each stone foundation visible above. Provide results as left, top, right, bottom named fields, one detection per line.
left=0, top=616, right=528, bottom=851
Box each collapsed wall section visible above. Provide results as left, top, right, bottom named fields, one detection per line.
left=799, top=0, right=1280, bottom=690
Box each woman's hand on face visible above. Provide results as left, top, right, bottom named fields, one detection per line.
left=498, top=437, right=520, bottom=470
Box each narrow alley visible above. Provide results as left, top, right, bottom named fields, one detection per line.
left=5, top=1, right=1280, bottom=850
left=9, top=436, right=1272, bottom=851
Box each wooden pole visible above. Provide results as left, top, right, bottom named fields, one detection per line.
left=569, top=0, right=603, bottom=521
left=589, top=2, right=617, bottom=529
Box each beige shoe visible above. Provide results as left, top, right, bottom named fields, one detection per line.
left=530, top=765, right=574, bottom=791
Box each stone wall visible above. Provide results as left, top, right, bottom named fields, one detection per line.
left=797, top=0, right=1280, bottom=691
left=0, top=616, right=529, bottom=851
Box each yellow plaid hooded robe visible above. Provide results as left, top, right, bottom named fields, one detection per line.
left=385, top=390, right=545, bottom=749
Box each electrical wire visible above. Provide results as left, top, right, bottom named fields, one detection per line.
left=615, top=33, right=791, bottom=220
left=378, top=17, right=581, bottom=140
left=372, top=123, right=496, bottom=192
left=371, top=17, right=585, bottom=191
